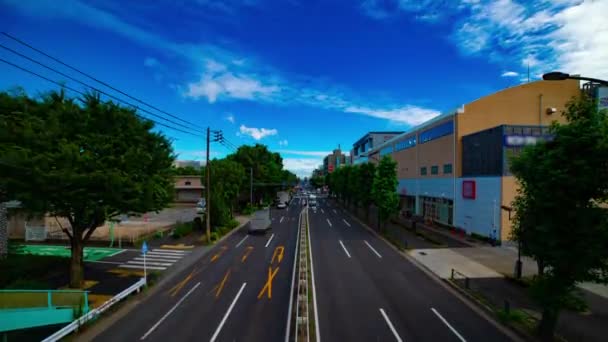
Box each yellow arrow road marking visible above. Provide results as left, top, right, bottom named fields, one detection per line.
left=271, top=245, right=285, bottom=265
left=241, top=246, right=254, bottom=263
left=168, top=268, right=198, bottom=297
left=257, top=266, right=279, bottom=299
left=211, top=246, right=228, bottom=263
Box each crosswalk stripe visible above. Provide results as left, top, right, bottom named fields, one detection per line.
left=133, top=257, right=176, bottom=263
left=146, top=251, right=186, bottom=256
left=152, top=249, right=189, bottom=254
left=141, top=253, right=182, bottom=259
left=119, top=264, right=166, bottom=270
left=127, top=260, right=173, bottom=266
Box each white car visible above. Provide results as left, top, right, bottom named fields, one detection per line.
left=196, top=198, right=206, bottom=214
left=277, top=202, right=287, bottom=209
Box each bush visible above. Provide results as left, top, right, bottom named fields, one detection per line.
left=227, top=219, right=239, bottom=229
left=172, top=221, right=194, bottom=239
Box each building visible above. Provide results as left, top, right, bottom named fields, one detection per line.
left=173, top=160, right=201, bottom=169
left=322, top=148, right=347, bottom=175
left=174, top=175, right=204, bottom=203
left=358, top=79, right=581, bottom=243
left=351, top=132, right=403, bottom=164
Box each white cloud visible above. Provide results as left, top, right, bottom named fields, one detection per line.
left=239, top=125, right=278, bottom=140
left=501, top=71, right=519, bottom=77
left=344, top=105, right=440, bottom=126
left=277, top=150, right=329, bottom=157
left=278, top=139, right=288, bottom=147
left=225, top=113, right=235, bottom=123
left=282, top=158, right=322, bottom=178
left=144, top=57, right=159, bottom=67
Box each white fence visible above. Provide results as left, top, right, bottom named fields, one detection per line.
left=42, top=277, right=147, bottom=342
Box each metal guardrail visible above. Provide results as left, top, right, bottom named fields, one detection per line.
left=42, top=277, right=147, bottom=342
left=295, top=208, right=310, bottom=342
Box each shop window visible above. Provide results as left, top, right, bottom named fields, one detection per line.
left=531, top=127, right=541, bottom=136
left=431, top=166, right=438, bottom=175
left=420, top=167, right=427, bottom=175
left=443, top=164, right=452, bottom=174
left=420, top=121, right=454, bottom=143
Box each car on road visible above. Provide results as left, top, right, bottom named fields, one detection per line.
left=248, top=209, right=271, bottom=233
left=276, top=202, right=287, bottom=209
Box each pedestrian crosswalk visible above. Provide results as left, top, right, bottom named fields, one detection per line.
left=119, top=248, right=190, bottom=271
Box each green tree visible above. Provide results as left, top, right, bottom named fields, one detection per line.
left=228, top=144, right=284, bottom=204
left=172, top=165, right=200, bottom=176
left=203, top=158, right=245, bottom=225
left=510, top=96, right=608, bottom=340
left=372, top=156, right=399, bottom=229
left=0, top=90, right=175, bottom=288
left=347, top=165, right=361, bottom=208
left=359, top=162, right=377, bottom=219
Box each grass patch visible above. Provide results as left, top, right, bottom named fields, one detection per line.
left=171, top=221, right=194, bottom=239
left=0, top=253, right=68, bottom=289
left=497, top=308, right=528, bottom=323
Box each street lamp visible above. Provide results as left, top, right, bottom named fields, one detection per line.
left=543, top=72, right=608, bottom=86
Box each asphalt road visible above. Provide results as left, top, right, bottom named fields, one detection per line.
left=94, top=199, right=302, bottom=342
left=309, top=198, right=513, bottom=342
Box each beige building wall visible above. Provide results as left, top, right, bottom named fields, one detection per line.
left=393, top=144, right=417, bottom=179
left=500, top=176, right=519, bottom=241
left=417, top=133, right=455, bottom=179
left=455, top=79, right=580, bottom=176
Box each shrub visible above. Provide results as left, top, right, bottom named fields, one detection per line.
left=172, top=221, right=194, bottom=239
left=227, top=219, right=239, bottom=229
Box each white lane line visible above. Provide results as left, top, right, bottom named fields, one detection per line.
left=339, top=240, right=351, bottom=258
left=342, top=219, right=351, bottom=227
left=140, top=282, right=201, bottom=340
left=326, top=218, right=332, bottom=227
left=265, top=233, right=275, bottom=248
left=431, top=308, right=467, bottom=342
left=108, top=249, right=127, bottom=257
left=364, top=240, right=382, bottom=258
left=333, top=209, right=337, bottom=214
left=321, top=208, right=325, bottom=214
left=127, top=260, right=173, bottom=266
left=119, top=264, right=166, bottom=270
left=285, top=209, right=303, bottom=342
left=307, top=210, right=321, bottom=342
left=379, top=308, right=403, bottom=342
left=133, top=257, right=176, bottom=263
left=210, top=282, right=247, bottom=342
left=280, top=216, right=284, bottom=223
left=235, top=235, right=249, bottom=248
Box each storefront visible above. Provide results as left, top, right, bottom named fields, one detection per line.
left=421, top=196, right=453, bottom=225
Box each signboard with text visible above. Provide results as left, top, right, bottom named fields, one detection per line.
left=503, top=134, right=554, bottom=147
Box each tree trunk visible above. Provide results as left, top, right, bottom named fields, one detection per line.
left=69, top=236, right=84, bottom=288
left=537, top=259, right=545, bottom=276
left=538, top=308, right=558, bottom=341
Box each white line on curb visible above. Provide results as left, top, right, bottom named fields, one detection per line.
left=140, top=282, right=201, bottom=340
left=339, top=240, right=351, bottom=258
left=284, top=209, right=303, bottom=342
left=235, top=235, right=249, bottom=248
left=431, top=308, right=467, bottom=342
left=380, top=308, right=403, bottom=342
left=364, top=240, right=382, bottom=258
left=265, top=233, right=275, bottom=248
left=210, top=283, right=247, bottom=342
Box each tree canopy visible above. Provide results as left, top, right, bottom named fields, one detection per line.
left=372, top=156, right=399, bottom=226
left=510, top=95, right=608, bottom=340
left=0, top=90, right=175, bottom=287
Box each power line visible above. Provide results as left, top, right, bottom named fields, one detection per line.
left=0, top=43, right=198, bottom=132
left=0, top=57, right=199, bottom=137
left=2, top=32, right=206, bottom=131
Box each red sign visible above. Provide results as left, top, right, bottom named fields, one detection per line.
left=462, top=180, right=476, bottom=199
left=328, top=165, right=334, bottom=173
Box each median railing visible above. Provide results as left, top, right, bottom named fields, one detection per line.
left=295, top=208, right=310, bottom=342
left=42, top=277, right=146, bottom=342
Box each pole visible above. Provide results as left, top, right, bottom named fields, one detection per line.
left=206, top=127, right=211, bottom=243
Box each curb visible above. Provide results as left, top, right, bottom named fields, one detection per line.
left=333, top=200, right=524, bottom=342
left=73, top=219, right=249, bottom=341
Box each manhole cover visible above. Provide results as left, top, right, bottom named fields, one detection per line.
left=419, top=251, right=427, bottom=256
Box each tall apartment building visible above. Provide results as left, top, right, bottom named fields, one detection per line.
left=322, top=148, right=347, bottom=175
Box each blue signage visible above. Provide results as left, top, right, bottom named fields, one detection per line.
left=503, top=134, right=554, bottom=147
left=142, top=241, right=148, bottom=254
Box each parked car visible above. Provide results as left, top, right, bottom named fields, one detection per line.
left=196, top=198, right=206, bottom=214
left=277, top=202, right=287, bottom=209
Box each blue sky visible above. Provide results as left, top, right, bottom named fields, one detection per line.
left=1, top=0, right=605, bottom=177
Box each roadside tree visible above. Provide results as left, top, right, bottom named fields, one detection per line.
left=0, top=90, right=174, bottom=288
left=371, top=156, right=399, bottom=229
left=510, top=96, right=608, bottom=340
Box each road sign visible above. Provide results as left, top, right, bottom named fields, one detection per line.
left=142, top=241, right=148, bottom=254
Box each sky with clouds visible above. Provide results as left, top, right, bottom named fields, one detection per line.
left=1, top=0, right=606, bottom=177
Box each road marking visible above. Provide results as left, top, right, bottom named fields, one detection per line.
left=280, top=216, right=284, bottom=223
left=307, top=209, right=322, bottom=342
left=333, top=209, right=337, bottom=214
left=271, top=245, right=285, bottom=264
left=210, top=282, right=247, bottom=342
left=339, top=240, right=351, bottom=258
left=257, top=266, right=280, bottom=299
left=140, top=282, right=201, bottom=340
left=379, top=308, right=403, bottom=342
left=326, top=218, right=332, bottom=227
left=152, top=249, right=188, bottom=254
left=321, top=208, right=325, bottom=214
left=285, top=209, right=302, bottom=342
left=108, top=249, right=127, bottom=257
left=431, top=308, right=467, bottom=342
left=168, top=268, right=198, bottom=297
left=241, top=246, right=254, bottom=263
left=265, top=233, right=275, bottom=248
left=342, top=219, right=351, bottom=227
left=235, top=235, right=249, bottom=248
left=119, top=264, right=166, bottom=270
left=213, top=269, right=231, bottom=298
left=211, top=246, right=228, bottom=262
left=127, top=260, right=173, bottom=266
left=364, top=240, right=382, bottom=258
left=133, top=257, right=177, bottom=262
left=142, top=253, right=181, bottom=259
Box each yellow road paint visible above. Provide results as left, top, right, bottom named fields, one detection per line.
left=257, top=266, right=279, bottom=299
left=161, top=243, right=194, bottom=250
left=107, top=268, right=145, bottom=277
left=271, top=245, right=285, bottom=265
left=212, top=269, right=231, bottom=298
left=241, top=246, right=254, bottom=263
left=168, top=268, right=198, bottom=297
left=211, top=246, right=228, bottom=263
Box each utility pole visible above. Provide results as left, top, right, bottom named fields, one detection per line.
left=205, top=127, right=211, bottom=243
